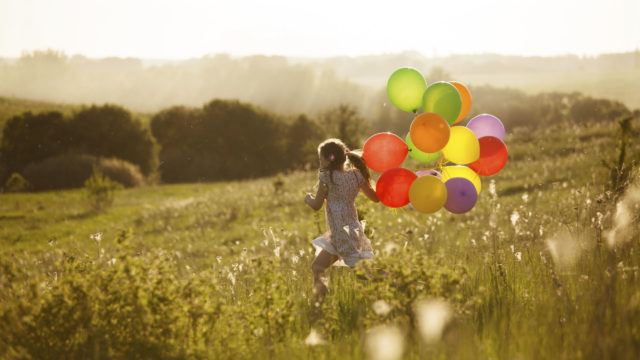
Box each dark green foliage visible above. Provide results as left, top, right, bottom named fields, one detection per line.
left=69, top=105, right=156, bottom=175
left=319, top=104, right=368, bottom=149
left=0, top=105, right=156, bottom=183
left=0, top=111, right=69, bottom=173
left=22, top=153, right=144, bottom=191
left=286, top=114, right=325, bottom=169
left=151, top=100, right=290, bottom=183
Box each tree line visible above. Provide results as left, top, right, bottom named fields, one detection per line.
left=0, top=86, right=635, bottom=192
left=0, top=100, right=369, bottom=191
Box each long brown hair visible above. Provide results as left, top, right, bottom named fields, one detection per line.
left=318, top=138, right=371, bottom=184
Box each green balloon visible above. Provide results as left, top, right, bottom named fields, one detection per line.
left=405, top=133, right=441, bottom=164
left=386, top=68, right=427, bottom=112
left=422, top=81, right=462, bottom=125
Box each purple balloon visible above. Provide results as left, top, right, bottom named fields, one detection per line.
left=466, top=114, right=505, bottom=141
left=416, top=169, right=441, bottom=178
left=444, top=178, right=478, bottom=214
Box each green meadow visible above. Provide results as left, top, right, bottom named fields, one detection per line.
left=1, top=114, right=639, bottom=359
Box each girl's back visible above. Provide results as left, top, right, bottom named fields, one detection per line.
left=321, top=168, right=364, bottom=210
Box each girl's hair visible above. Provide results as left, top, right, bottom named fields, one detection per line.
left=318, top=138, right=371, bottom=184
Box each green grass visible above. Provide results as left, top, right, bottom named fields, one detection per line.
left=1, top=119, right=639, bottom=359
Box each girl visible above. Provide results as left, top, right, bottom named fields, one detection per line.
left=304, top=138, right=379, bottom=297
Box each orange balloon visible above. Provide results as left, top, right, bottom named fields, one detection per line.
left=451, top=81, right=472, bottom=124
left=409, top=113, right=450, bottom=153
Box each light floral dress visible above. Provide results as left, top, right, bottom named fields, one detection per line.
left=312, top=166, right=374, bottom=267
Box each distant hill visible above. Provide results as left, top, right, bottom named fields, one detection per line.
left=298, top=51, right=640, bottom=110
left=1, top=50, right=638, bottom=117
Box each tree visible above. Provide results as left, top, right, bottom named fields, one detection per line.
left=151, top=99, right=288, bottom=183
left=0, top=111, right=69, bottom=173
left=286, top=114, right=325, bottom=169
left=319, top=104, right=369, bottom=149
left=69, top=105, right=157, bottom=175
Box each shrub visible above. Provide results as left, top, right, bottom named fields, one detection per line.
left=3, top=172, right=30, bottom=192
left=151, top=100, right=288, bottom=183
left=98, top=157, right=145, bottom=188
left=0, top=111, right=69, bottom=173
left=0, top=106, right=158, bottom=177
left=22, top=153, right=144, bottom=191
left=69, top=105, right=157, bottom=175
left=84, top=167, right=123, bottom=213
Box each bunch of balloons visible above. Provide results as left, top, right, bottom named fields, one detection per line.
left=363, top=67, right=508, bottom=214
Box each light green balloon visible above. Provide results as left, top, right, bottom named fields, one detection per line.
left=405, top=133, right=441, bottom=164
left=386, top=68, right=427, bottom=113
left=422, top=81, right=462, bottom=125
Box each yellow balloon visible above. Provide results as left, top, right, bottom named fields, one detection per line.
left=442, top=126, right=480, bottom=164
left=408, top=175, right=447, bottom=214
left=441, top=165, right=482, bottom=194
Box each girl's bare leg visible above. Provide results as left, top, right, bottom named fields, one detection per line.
left=311, top=250, right=338, bottom=299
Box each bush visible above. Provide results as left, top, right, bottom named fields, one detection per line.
left=22, top=153, right=144, bottom=191
left=0, top=105, right=158, bottom=177
left=69, top=105, right=157, bottom=175
left=98, top=157, right=145, bottom=188
left=151, top=100, right=288, bottom=183
left=3, top=172, right=30, bottom=192
left=0, top=111, right=69, bottom=173
left=84, top=167, right=123, bottom=213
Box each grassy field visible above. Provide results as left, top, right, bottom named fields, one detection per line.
left=1, top=118, right=639, bottom=359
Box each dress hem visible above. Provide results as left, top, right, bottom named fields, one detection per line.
left=312, top=235, right=374, bottom=268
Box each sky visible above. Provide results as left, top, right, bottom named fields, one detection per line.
left=1, top=0, right=639, bottom=59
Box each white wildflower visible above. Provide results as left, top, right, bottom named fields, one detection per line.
left=372, top=300, right=392, bottom=316
left=546, top=230, right=580, bottom=268
left=365, top=325, right=404, bottom=360
left=515, top=252, right=522, bottom=261
left=216, top=256, right=222, bottom=264
left=521, top=193, right=529, bottom=203
left=413, top=299, right=452, bottom=344
left=510, top=211, right=520, bottom=228
left=604, top=182, right=640, bottom=247
left=90, top=232, right=103, bottom=243
left=489, top=180, right=497, bottom=199
left=291, top=255, right=299, bottom=264
left=304, top=328, right=326, bottom=346
left=227, top=272, right=236, bottom=286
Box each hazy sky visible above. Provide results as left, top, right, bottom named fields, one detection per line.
left=1, top=0, right=638, bottom=59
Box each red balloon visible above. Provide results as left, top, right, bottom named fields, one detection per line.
left=375, top=168, right=417, bottom=208
left=469, top=136, right=508, bottom=176
left=363, top=132, right=408, bottom=173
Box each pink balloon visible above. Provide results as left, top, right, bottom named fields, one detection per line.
left=466, top=114, right=505, bottom=141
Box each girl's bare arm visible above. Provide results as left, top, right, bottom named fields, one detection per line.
left=360, top=180, right=379, bottom=203
left=305, top=181, right=328, bottom=210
